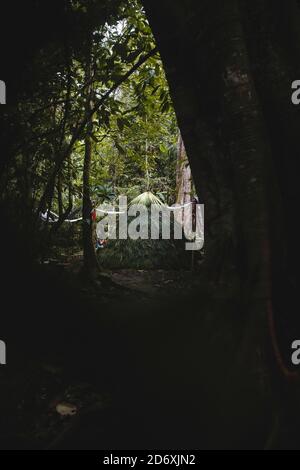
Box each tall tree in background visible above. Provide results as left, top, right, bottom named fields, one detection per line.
left=175, top=133, right=193, bottom=231
left=175, top=134, right=192, bottom=207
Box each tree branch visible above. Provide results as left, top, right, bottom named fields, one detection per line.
left=37, top=46, right=158, bottom=217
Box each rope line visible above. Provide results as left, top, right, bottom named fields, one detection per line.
left=40, top=202, right=196, bottom=223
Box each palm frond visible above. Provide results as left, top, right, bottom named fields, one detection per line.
left=130, top=191, right=164, bottom=207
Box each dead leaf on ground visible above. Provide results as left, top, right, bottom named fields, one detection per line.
left=55, top=402, right=77, bottom=416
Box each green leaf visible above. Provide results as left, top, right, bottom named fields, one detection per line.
left=160, top=100, right=170, bottom=113
left=115, top=142, right=126, bottom=154
left=117, top=118, right=125, bottom=131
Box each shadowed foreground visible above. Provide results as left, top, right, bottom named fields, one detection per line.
left=1, top=250, right=299, bottom=450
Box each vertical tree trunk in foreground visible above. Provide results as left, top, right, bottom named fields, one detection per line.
left=82, top=43, right=99, bottom=278
left=142, top=0, right=299, bottom=380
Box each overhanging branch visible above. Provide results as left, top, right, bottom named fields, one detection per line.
left=37, top=46, right=159, bottom=217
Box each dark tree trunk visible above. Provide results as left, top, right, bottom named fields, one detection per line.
left=57, top=174, right=63, bottom=219
left=142, top=0, right=295, bottom=379
left=82, top=43, right=99, bottom=278
left=241, top=0, right=300, bottom=279
left=240, top=0, right=300, bottom=379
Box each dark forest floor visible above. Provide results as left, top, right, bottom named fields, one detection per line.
left=1, top=257, right=300, bottom=450
left=0, top=262, right=209, bottom=449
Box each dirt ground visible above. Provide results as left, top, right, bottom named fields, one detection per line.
left=1, top=260, right=298, bottom=450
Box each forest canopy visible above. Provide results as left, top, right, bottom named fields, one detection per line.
left=1, top=0, right=191, bottom=272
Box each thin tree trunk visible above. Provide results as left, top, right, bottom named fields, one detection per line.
left=57, top=173, right=63, bottom=219
left=176, top=133, right=192, bottom=207
left=82, top=41, right=99, bottom=278
left=175, top=133, right=193, bottom=235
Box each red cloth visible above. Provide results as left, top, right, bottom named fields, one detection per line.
left=91, top=209, right=96, bottom=221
